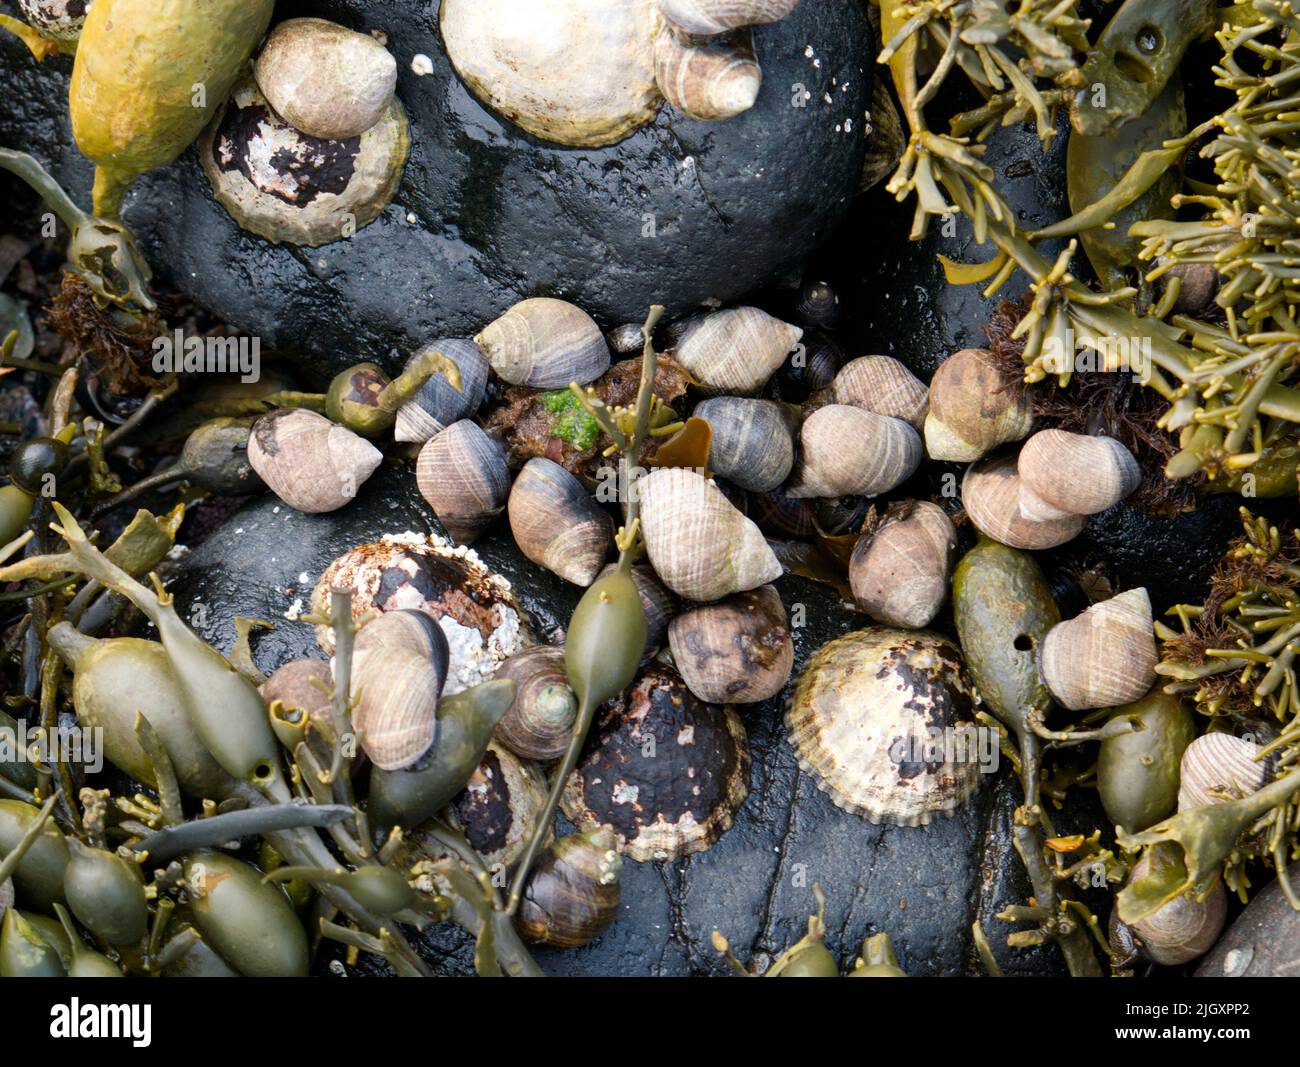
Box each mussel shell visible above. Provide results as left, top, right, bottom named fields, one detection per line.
left=786, top=629, right=983, bottom=825
left=561, top=665, right=750, bottom=862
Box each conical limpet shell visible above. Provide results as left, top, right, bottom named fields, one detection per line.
left=786, top=628, right=984, bottom=826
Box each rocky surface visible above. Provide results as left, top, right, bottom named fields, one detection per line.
left=1195, top=864, right=1300, bottom=978
left=167, top=464, right=1092, bottom=977
left=0, top=0, right=873, bottom=378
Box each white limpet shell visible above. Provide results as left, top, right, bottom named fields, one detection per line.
left=786, top=628, right=983, bottom=826
left=441, top=0, right=664, bottom=148
left=310, top=532, right=532, bottom=693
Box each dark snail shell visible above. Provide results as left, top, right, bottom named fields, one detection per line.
left=201, top=76, right=409, bottom=247
left=786, top=629, right=983, bottom=826
left=508, top=457, right=614, bottom=586
left=516, top=827, right=622, bottom=949
left=1125, top=852, right=1227, bottom=966
left=667, top=584, right=792, bottom=703
left=451, top=741, right=551, bottom=869
left=393, top=339, right=490, bottom=444
left=561, top=664, right=750, bottom=862
left=415, top=420, right=510, bottom=544
left=493, top=645, right=578, bottom=762
left=310, top=534, right=532, bottom=691
left=693, top=396, right=794, bottom=493
left=795, top=279, right=840, bottom=328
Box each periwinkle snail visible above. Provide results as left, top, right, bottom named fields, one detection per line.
left=516, top=828, right=622, bottom=950
left=416, top=421, right=511, bottom=545
left=1039, top=589, right=1158, bottom=711
left=693, top=396, right=794, bottom=493
left=786, top=405, right=921, bottom=499
left=394, top=340, right=490, bottom=445
left=508, top=457, right=614, bottom=586
left=667, top=584, right=793, bottom=703
left=849, top=501, right=957, bottom=630
left=962, top=453, right=1085, bottom=550
left=673, top=306, right=803, bottom=394
left=1017, top=429, right=1140, bottom=521
left=493, top=645, right=579, bottom=762
left=248, top=408, right=382, bottom=514
left=924, top=348, right=1033, bottom=462
left=476, top=298, right=611, bottom=390
left=830, top=355, right=928, bottom=430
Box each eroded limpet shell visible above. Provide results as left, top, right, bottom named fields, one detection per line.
left=440, top=0, right=662, bottom=148
left=786, top=628, right=983, bottom=826
left=310, top=532, right=532, bottom=692
left=452, top=741, right=551, bottom=869
left=19, top=0, right=88, bottom=42
left=201, top=76, right=409, bottom=247
left=561, top=664, right=750, bottom=862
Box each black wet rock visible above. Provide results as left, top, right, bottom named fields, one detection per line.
left=840, top=113, right=1071, bottom=380
left=167, top=464, right=1070, bottom=976
left=0, top=0, right=873, bottom=378
left=1195, top=864, right=1300, bottom=977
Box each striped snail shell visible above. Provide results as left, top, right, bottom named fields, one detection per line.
left=924, top=348, right=1033, bottom=462
left=653, top=24, right=761, bottom=121
left=349, top=610, right=450, bottom=770
left=656, top=0, right=801, bottom=34
left=516, top=827, right=622, bottom=949
left=1017, top=429, right=1141, bottom=520
left=254, top=17, right=398, bottom=140
left=961, top=453, right=1085, bottom=550
left=832, top=355, right=929, bottom=430
left=393, top=339, right=490, bottom=444
left=1038, top=588, right=1157, bottom=711
left=493, top=645, right=578, bottom=762
left=508, top=458, right=614, bottom=586
left=475, top=297, right=611, bottom=389
left=637, top=466, right=782, bottom=601
left=1177, top=734, right=1270, bottom=812
left=849, top=501, right=957, bottom=629
left=673, top=306, right=803, bottom=394
left=415, top=421, right=510, bottom=544
left=667, top=583, right=793, bottom=703
left=247, top=408, right=382, bottom=514
left=786, top=405, right=922, bottom=499
left=693, top=396, right=794, bottom=492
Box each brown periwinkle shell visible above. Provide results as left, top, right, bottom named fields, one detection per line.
left=1017, top=429, right=1141, bottom=520
left=310, top=534, right=531, bottom=691
left=832, top=355, right=929, bottom=430
left=248, top=408, right=382, bottom=514
left=255, top=17, right=398, bottom=140
left=1177, top=733, right=1270, bottom=812
left=1125, top=852, right=1227, bottom=966
left=667, top=584, right=792, bottom=703
left=786, top=405, right=922, bottom=499
left=516, top=826, right=622, bottom=949
left=849, top=501, right=957, bottom=629
left=653, top=24, right=761, bottom=121
left=493, top=645, right=579, bottom=762
left=924, top=348, right=1033, bottom=462
left=673, top=306, right=803, bottom=395
left=561, top=664, right=750, bottom=862
left=476, top=298, right=610, bottom=389
left=260, top=658, right=334, bottom=749
left=786, top=628, right=984, bottom=825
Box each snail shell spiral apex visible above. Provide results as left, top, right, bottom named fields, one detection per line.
left=653, top=26, right=762, bottom=121
left=1177, top=734, right=1269, bottom=812
left=1039, top=588, right=1157, bottom=711
left=637, top=466, right=782, bottom=600
left=475, top=298, right=611, bottom=389
left=656, top=0, right=801, bottom=34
